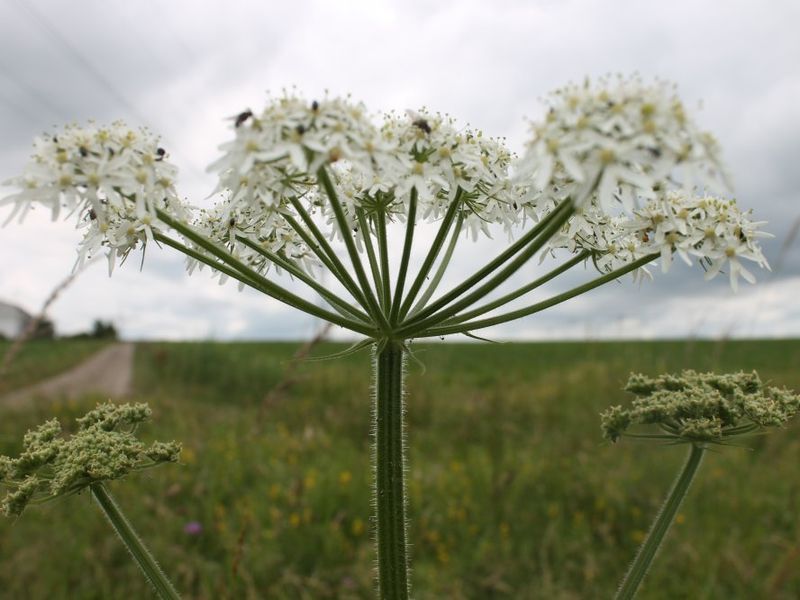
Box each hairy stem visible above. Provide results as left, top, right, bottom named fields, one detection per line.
left=374, top=340, right=410, bottom=599
left=90, top=483, right=181, bottom=600
left=615, top=444, right=705, bottom=600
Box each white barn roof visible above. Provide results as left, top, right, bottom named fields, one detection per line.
left=0, top=301, right=33, bottom=339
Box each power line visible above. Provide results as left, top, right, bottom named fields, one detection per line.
left=10, top=0, right=211, bottom=183
left=0, top=63, right=69, bottom=121
left=10, top=0, right=150, bottom=126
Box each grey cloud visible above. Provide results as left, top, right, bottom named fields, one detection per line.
left=1, top=0, right=798, bottom=340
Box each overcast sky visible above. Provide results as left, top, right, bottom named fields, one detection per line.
left=0, top=0, right=798, bottom=341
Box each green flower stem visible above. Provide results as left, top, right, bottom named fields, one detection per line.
left=235, top=235, right=372, bottom=323
left=152, top=232, right=375, bottom=336
left=407, top=212, right=464, bottom=319
left=397, top=190, right=463, bottom=321
left=615, top=444, right=705, bottom=600
left=356, top=209, right=385, bottom=308
left=283, top=201, right=372, bottom=312
left=396, top=200, right=575, bottom=337
left=398, top=199, right=574, bottom=335
left=317, top=167, right=391, bottom=333
left=417, top=253, right=658, bottom=338
left=722, top=423, right=759, bottom=436
left=374, top=340, right=410, bottom=600
left=389, top=189, right=417, bottom=325
left=376, top=208, right=393, bottom=315
left=90, top=483, right=181, bottom=600
left=440, top=251, right=590, bottom=326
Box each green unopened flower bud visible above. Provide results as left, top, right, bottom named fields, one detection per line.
left=145, top=441, right=182, bottom=463
left=0, top=456, right=14, bottom=481
left=1, top=476, right=40, bottom=517
left=22, top=418, right=62, bottom=449
left=0, top=402, right=181, bottom=517
left=76, top=402, right=152, bottom=431
left=601, top=370, right=800, bottom=445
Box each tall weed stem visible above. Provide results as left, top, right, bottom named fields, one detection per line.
left=91, top=483, right=181, bottom=600
left=615, top=444, right=705, bottom=600
left=373, top=341, right=409, bottom=599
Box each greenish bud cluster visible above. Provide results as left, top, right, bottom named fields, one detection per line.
left=0, top=402, right=181, bottom=517
left=601, top=370, right=800, bottom=444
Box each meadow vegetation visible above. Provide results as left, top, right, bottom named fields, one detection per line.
left=0, top=339, right=109, bottom=396
left=1, top=339, right=799, bottom=599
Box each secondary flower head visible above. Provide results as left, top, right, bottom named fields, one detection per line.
left=0, top=402, right=181, bottom=517
left=517, top=76, right=770, bottom=289
left=601, top=370, right=800, bottom=445
left=517, top=74, right=727, bottom=214
left=1, top=121, right=190, bottom=274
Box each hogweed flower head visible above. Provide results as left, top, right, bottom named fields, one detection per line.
left=606, top=371, right=799, bottom=600
left=1, top=122, right=190, bottom=275
left=601, top=370, right=800, bottom=445
left=0, top=402, right=180, bottom=517
left=2, top=76, right=772, bottom=335
left=517, top=74, right=726, bottom=211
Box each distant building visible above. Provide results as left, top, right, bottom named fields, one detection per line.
left=0, top=301, right=33, bottom=339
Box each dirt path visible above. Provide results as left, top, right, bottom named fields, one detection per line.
left=1, top=343, right=135, bottom=409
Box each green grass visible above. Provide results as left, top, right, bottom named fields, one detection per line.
left=0, top=339, right=110, bottom=396
left=1, top=339, right=799, bottom=599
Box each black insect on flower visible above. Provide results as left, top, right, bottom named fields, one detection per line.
left=235, top=110, right=253, bottom=128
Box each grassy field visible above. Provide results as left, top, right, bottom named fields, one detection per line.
left=1, top=339, right=799, bottom=599
left=0, top=339, right=109, bottom=396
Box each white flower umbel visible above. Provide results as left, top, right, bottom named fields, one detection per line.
left=517, top=75, right=727, bottom=214
left=1, top=77, right=774, bottom=600
left=2, top=122, right=190, bottom=275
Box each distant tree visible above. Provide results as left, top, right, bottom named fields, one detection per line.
left=31, top=317, right=55, bottom=340
left=91, top=320, right=118, bottom=340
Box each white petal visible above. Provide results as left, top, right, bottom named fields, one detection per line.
left=559, top=151, right=585, bottom=182
left=534, top=154, right=554, bottom=191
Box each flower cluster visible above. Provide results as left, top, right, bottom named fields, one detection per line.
left=601, top=370, right=800, bottom=444
left=1, top=122, right=189, bottom=273
left=630, top=192, right=771, bottom=290
left=207, top=94, right=519, bottom=230
left=1, top=77, right=772, bottom=294
left=517, top=76, right=771, bottom=287
left=0, top=402, right=180, bottom=517
left=517, top=74, right=726, bottom=214
left=547, top=191, right=771, bottom=289
left=184, top=93, right=521, bottom=280
left=188, top=201, right=319, bottom=282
